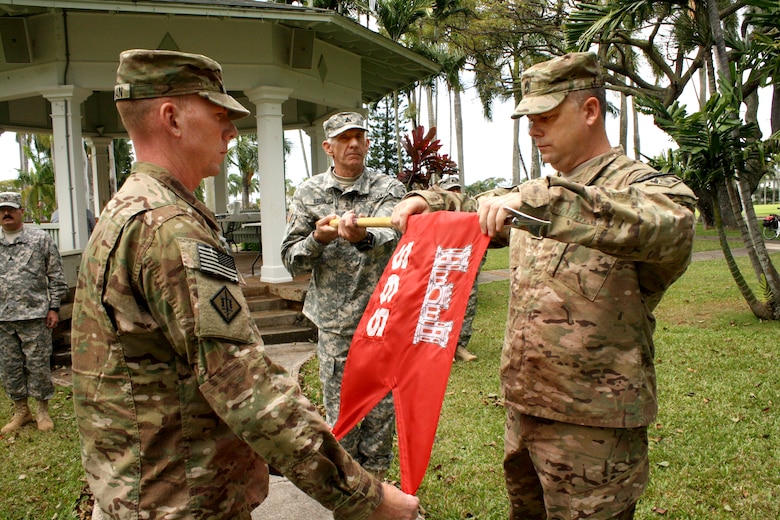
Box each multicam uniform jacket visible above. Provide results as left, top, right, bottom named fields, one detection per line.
left=281, top=168, right=405, bottom=340
left=71, top=163, right=382, bottom=520
left=412, top=148, right=697, bottom=429
left=0, top=226, right=67, bottom=321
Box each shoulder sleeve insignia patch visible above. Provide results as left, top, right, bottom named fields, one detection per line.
left=210, top=286, right=242, bottom=324
left=631, top=172, right=682, bottom=188
left=198, top=243, right=239, bottom=282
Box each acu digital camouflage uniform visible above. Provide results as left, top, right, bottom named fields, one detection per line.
left=71, top=165, right=385, bottom=519
left=281, top=158, right=405, bottom=475
left=0, top=217, right=67, bottom=403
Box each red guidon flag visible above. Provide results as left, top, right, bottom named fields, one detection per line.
left=332, top=211, right=490, bottom=494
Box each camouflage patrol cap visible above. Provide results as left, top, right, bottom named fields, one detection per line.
left=323, top=112, right=368, bottom=138
left=0, top=191, right=22, bottom=209
left=114, top=49, right=250, bottom=120
left=438, top=175, right=462, bottom=191
left=511, top=52, right=604, bottom=118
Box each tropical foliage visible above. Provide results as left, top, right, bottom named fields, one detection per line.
left=17, top=134, right=56, bottom=223
left=397, top=125, right=458, bottom=190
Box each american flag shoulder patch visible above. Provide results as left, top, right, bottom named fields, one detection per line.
left=197, top=243, right=239, bottom=283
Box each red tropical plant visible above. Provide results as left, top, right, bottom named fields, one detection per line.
left=397, top=125, right=459, bottom=190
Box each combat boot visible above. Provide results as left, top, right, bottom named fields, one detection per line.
left=35, top=399, right=54, bottom=431
left=455, top=346, right=477, bottom=362
left=1, top=399, right=33, bottom=433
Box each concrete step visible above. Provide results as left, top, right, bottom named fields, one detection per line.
left=246, top=294, right=286, bottom=312
left=259, top=325, right=317, bottom=345
left=251, top=308, right=307, bottom=328
left=50, top=279, right=317, bottom=358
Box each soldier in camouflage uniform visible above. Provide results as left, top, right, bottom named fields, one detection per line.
left=392, top=53, right=698, bottom=519
left=71, top=49, right=419, bottom=520
left=0, top=191, right=68, bottom=434
left=281, top=112, right=404, bottom=479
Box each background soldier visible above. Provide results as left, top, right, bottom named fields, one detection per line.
left=281, top=112, right=404, bottom=480
left=0, top=191, right=68, bottom=433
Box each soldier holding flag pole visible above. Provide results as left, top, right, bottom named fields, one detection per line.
left=392, top=52, right=697, bottom=519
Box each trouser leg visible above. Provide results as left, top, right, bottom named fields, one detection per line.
left=504, top=407, right=649, bottom=520
left=0, top=322, right=28, bottom=401
left=13, top=320, right=54, bottom=401
left=504, top=407, right=547, bottom=519
left=317, top=330, right=395, bottom=474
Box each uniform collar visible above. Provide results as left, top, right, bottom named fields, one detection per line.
left=559, top=146, right=623, bottom=186
left=132, top=162, right=219, bottom=230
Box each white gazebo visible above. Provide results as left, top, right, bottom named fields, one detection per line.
left=0, top=0, right=438, bottom=283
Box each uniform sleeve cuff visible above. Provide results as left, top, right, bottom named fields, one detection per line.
left=331, top=470, right=384, bottom=520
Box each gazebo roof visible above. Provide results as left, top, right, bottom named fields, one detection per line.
left=0, top=0, right=439, bottom=135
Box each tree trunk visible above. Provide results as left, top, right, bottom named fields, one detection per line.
left=427, top=83, right=436, bottom=133
left=394, top=90, right=402, bottom=175
left=631, top=94, right=640, bottom=160
left=453, top=87, right=465, bottom=182
left=619, top=76, right=628, bottom=151
left=713, top=195, right=772, bottom=320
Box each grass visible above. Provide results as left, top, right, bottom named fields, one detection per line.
left=2, top=234, right=779, bottom=519
left=0, top=386, right=86, bottom=519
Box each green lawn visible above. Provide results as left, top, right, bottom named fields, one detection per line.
left=2, top=237, right=779, bottom=519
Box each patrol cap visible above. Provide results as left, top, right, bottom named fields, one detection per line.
left=511, top=52, right=604, bottom=118
left=438, top=175, right=462, bottom=191
left=0, top=192, right=22, bottom=209
left=114, top=49, right=250, bottom=120
left=323, top=112, right=368, bottom=138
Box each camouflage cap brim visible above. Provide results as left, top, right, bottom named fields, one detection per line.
left=199, top=92, right=250, bottom=120
left=327, top=123, right=367, bottom=138
left=511, top=91, right=567, bottom=118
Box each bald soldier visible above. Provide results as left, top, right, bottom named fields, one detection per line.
left=71, top=49, right=419, bottom=520
left=392, top=53, right=697, bottom=519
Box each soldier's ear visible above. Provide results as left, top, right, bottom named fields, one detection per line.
left=160, top=101, right=182, bottom=137
left=582, top=96, right=600, bottom=125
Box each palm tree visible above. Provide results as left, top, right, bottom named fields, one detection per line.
left=228, top=134, right=259, bottom=209
left=369, top=0, right=435, bottom=173
left=413, top=43, right=467, bottom=181
left=445, top=0, right=565, bottom=183
left=228, top=133, right=292, bottom=209
left=17, top=134, right=56, bottom=223
left=646, top=91, right=777, bottom=320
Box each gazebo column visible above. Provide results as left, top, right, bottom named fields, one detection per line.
left=40, top=86, right=92, bottom=252
left=307, top=123, right=329, bottom=175
left=85, top=136, right=114, bottom=217
left=246, top=86, right=293, bottom=283
left=203, top=161, right=229, bottom=214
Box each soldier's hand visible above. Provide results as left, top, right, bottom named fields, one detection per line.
left=391, top=196, right=430, bottom=234
left=337, top=210, right=367, bottom=243
left=368, top=483, right=420, bottom=520
left=312, top=214, right=339, bottom=244
left=478, top=192, right=523, bottom=237
left=46, top=309, right=59, bottom=329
